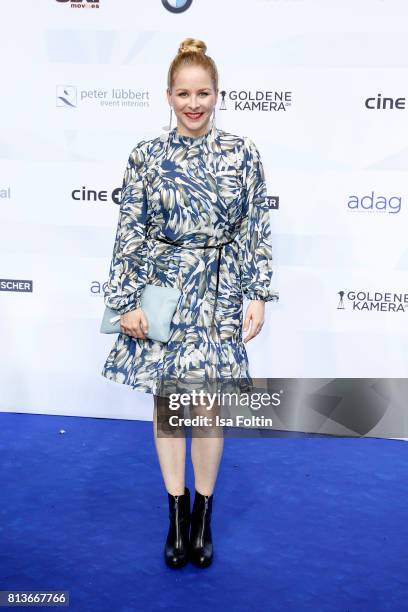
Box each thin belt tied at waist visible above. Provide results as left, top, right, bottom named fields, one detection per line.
left=153, top=235, right=237, bottom=329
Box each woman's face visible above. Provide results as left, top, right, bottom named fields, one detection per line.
left=167, top=65, right=218, bottom=137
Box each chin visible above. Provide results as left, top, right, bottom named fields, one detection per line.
left=184, top=117, right=209, bottom=130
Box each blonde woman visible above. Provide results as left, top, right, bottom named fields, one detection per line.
left=101, top=38, right=279, bottom=568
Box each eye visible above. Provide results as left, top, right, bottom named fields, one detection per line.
left=177, top=92, right=210, bottom=97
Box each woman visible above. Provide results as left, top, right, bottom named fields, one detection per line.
left=101, top=37, right=279, bottom=569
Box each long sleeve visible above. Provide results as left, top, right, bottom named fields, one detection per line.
left=238, top=137, right=279, bottom=302
left=104, top=141, right=149, bottom=314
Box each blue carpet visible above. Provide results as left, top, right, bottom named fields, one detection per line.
left=0, top=412, right=407, bottom=611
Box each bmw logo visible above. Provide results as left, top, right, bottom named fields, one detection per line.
left=162, top=0, right=193, bottom=13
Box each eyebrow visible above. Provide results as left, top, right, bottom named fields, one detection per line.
left=175, top=88, right=211, bottom=92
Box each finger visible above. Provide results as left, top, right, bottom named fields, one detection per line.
left=243, top=319, right=264, bottom=343
left=121, top=322, right=146, bottom=340
left=140, top=314, right=149, bottom=334
left=243, top=332, right=256, bottom=343
left=243, top=313, right=251, bottom=332
left=243, top=319, right=255, bottom=343
left=136, top=318, right=148, bottom=340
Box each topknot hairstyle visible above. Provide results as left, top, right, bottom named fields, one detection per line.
left=167, top=37, right=219, bottom=92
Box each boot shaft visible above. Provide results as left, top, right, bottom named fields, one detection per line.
left=191, top=489, right=213, bottom=521
left=191, top=490, right=213, bottom=545
left=189, top=489, right=214, bottom=567
left=167, top=487, right=191, bottom=551
left=168, top=486, right=191, bottom=519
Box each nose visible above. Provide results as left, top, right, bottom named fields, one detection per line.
left=187, top=96, right=201, bottom=110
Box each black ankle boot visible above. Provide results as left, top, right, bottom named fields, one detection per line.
left=189, top=489, right=214, bottom=568
left=164, top=486, right=190, bottom=568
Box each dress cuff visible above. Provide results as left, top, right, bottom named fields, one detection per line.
left=115, top=292, right=143, bottom=315
left=243, top=287, right=280, bottom=302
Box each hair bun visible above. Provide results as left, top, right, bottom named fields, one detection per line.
left=178, top=37, right=207, bottom=55
left=168, top=37, right=218, bottom=91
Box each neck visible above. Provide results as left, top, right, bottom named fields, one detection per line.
left=176, top=122, right=212, bottom=138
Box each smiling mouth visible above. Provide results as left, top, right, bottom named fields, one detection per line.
left=185, top=112, right=204, bottom=119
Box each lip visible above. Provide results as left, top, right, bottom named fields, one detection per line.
left=185, top=112, right=204, bottom=120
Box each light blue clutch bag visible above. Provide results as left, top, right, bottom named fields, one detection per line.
left=100, top=284, right=181, bottom=343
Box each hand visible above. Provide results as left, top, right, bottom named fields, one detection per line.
left=243, top=300, right=265, bottom=344
left=120, top=308, right=149, bottom=340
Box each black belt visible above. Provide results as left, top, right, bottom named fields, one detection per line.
left=153, top=235, right=236, bottom=329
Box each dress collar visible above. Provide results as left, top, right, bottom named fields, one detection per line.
left=171, top=125, right=213, bottom=146
left=164, top=123, right=218, bottom=155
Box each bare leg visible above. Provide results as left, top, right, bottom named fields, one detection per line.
left=152, top=394, right=186, bottom=496
left=190, top=397, right=224, bottom=496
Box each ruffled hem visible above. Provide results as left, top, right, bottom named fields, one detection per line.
left=101, top=334, right=252, bottom=396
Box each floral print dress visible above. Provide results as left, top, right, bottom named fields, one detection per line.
left=101, top=124, right=279, bottom=395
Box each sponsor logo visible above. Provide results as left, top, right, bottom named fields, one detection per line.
left=55, top=0, right=100, bottom=8
left=162, top=0, right=193, bottom=13
left=90, top=281, right=107, bottom=297
left=71, top=186, right=121, bottom=204
left=347, top=192, right=402, bottom=214
left=365, top=93, right=406, bottom=110
left=219, top=89, right=291, bottom=112
left=0, top=186, right=11, bottom=199
left=0, top=279, right=33, bottom=292
left=56, top=85, right=150, bottom=109
left=337, top=290, right=408, bottom=312
left=267, top=196, right=279, bottom=210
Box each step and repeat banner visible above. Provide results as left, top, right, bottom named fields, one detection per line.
left=0, top=0, right=407, bottom=426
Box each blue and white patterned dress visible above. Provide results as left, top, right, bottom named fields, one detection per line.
left=101, top=124, right=279, bottom=395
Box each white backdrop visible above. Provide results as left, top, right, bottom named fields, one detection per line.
left=0, top=0, right=407, bottom=421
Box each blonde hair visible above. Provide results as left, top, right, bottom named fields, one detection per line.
left=167, top=37, right=218, bottom=92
